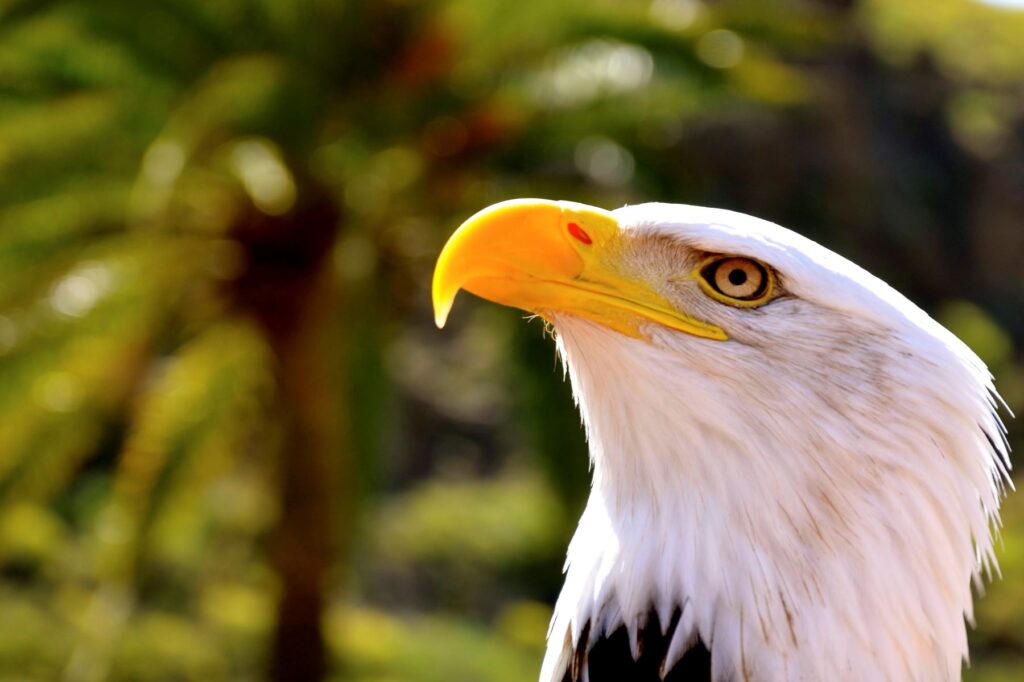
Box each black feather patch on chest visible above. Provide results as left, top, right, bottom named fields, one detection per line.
left=562, top=609, right=713, bottom=682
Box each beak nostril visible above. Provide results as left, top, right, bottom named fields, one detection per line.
left=568, top=222, right=593, bottom=245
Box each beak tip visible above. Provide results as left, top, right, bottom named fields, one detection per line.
left=432, top=291, right=455, bottom=330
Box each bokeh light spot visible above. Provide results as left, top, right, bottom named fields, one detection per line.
left=33, top=372, right=83, bottom=413
left=975, top=0, right=1024, bottom=8
left=141, top=140, right=186, bottom=187
left=230, top=139, right=297, bottom=216
left=375, top=146, right=423, bottom=190
left=50, top=262, right=114, bottom=319
left=96, top=503, right=133, bottom=546
left=575, top=136, right=635, bottom=187
left=697, top=29, right=744, bottom=69
left=649, top=0, right=702, bottom=31
left=334, top=233, right=378, bottom=281
left=533, top=40, right=654, bottom=107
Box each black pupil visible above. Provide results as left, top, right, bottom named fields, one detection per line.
left=728, top=268, right=747, bottom=286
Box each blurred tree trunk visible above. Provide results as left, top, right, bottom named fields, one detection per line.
left=229, top=181, right=346, bottom=682
left=271, top=268, right=339, bottom=682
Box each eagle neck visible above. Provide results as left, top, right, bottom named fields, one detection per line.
left=545, top=317, right=991, bottom=682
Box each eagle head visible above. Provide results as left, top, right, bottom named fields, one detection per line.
left=432, top=199, right=1010, bottom=682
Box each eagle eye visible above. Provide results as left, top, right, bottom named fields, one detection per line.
left=696, top=256, right=773, bottom=307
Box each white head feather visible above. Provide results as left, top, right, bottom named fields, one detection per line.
left=540, top=203, right=1010, bottom=682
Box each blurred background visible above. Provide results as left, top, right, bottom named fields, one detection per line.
left=0, top=0, right=1021, bottom=680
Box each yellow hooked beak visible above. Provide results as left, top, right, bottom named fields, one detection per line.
left=432, top=199, right=727, bottom=340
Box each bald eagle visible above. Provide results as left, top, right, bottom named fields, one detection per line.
left=432, top=199, right=1011, bottom=682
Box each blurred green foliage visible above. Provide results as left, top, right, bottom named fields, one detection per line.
left=0, top=0, right=1021, bottom=680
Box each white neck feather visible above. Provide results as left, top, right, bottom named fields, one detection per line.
left=540, top=313, right=1007, bottom=682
